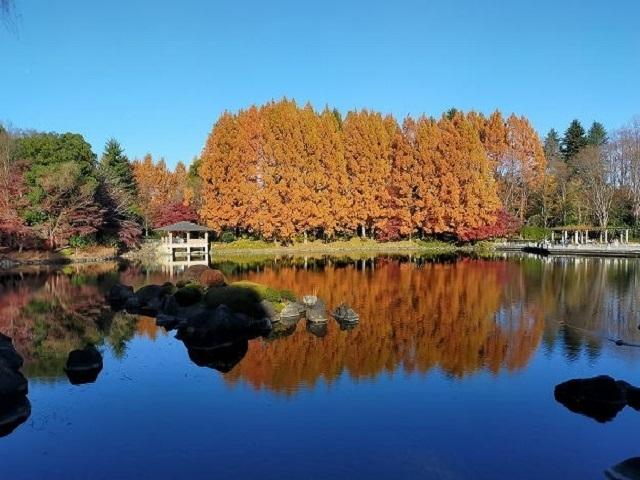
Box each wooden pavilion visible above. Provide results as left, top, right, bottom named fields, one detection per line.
left=155, top=221, right=210, bottom=259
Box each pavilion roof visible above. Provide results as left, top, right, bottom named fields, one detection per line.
left=155, top=221, right=209, bottom=232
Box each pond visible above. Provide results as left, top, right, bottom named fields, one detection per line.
left=1, top=254, right=639, bottom=479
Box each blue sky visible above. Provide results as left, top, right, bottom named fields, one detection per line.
left=1, top=0, right=639, bottom=168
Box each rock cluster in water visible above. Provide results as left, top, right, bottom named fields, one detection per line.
left=554, top=375, right=640, bottom=422
left=0, top=334, right=31, bottom=437
left=107, top=266, right=359, bottom=370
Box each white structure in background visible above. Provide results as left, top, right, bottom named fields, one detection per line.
left=155, top=221, right=210, bottom=261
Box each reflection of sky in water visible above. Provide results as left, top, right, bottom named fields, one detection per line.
left=1, top=255, right=640, bottom=478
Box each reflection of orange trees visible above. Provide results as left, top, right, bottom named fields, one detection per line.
left=225, top=258, right=545, bottom=393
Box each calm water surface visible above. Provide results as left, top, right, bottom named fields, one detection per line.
left=1, top=254, right=639, bottom=479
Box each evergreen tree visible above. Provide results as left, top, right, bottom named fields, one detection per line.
left=99, top=138, right=136, bottom=193
left=544, top=129, right=562, bottom=161
left=562, top=120, right=587, bottom=160
left=587, top=121, right=607, bottom=146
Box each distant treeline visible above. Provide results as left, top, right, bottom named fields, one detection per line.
left=2, top=98, right=639, bottom=250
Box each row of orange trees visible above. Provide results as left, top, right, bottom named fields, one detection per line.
left=199, top=99, right=545, bottom=241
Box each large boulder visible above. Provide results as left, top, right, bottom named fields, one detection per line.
left=176, top=305, right=271, bottom=344
left=554, top=375, right=630, bottom=422
left=128, top=284, right=173, bottom=316
left=0, top=333, right=23, bottom=371
left=0, top=335, right=27, bottom=401
left=173, top=286, right=203, bottom=307
left=0, top=363, right=28, bottom=400
left=64, top=346, right=103, bottom=385
left=182, top=265, right=210, bottom=283
left=106, top=283, right=134, bottom=310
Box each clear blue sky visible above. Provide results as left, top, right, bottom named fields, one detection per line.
left=1, top=0, right=639, bottom=168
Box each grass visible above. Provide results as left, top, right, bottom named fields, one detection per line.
left=204, top=280, right=297, bottom=315
left=212, top=237, right=458, bottom=254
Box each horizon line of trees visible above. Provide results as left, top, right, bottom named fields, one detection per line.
left=2, top=98, right=640, bottom=251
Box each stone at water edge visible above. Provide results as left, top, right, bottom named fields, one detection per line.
left=279, top=301, right=305, bottom=321
left=106, top=283, right=134, bottom=310
left=306, top=298, right=328, bottom=323
left=198, top=269, right=227, bottom=288
left=0, top=333, right=24, bottom=371
left=554, top=375, right=637, bottom=423
left=64, top=346, right=103, bottom=385
left=0, top=363, right=28, bottom=399
left=173, top=286, right=203, bottom=307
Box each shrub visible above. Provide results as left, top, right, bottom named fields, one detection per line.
left=520, top=226, right=551, bottom=241
left=220, top=231, right=236, bottom=243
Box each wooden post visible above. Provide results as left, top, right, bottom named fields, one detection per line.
left=604, top=230, right=608, bottom=243
left=551, top=231, right=555, bottom=243
left=626, top=229, right=629, bottom=244
left=205, top=231, right=209, bottom=255
left=574, top=231, right=579, bottom=244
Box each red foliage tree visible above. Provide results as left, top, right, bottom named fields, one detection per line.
left=456, top=210, right=521, bottom=241
left=152, top=201, right=198, bottom=228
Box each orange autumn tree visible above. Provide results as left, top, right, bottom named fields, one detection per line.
left=343, top=110, right=394, bottom=238
left=132, top=154, right=193, bottom=234
left=198, top=100, right=543, bottom=242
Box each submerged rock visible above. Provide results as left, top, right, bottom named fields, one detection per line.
left=554, top=375, right=640, bottom=422
left=605, top=457, right=640, bottom=480
left=64, top=346, right=103, bottom=385
left=0, top=363, right=28, bottom=400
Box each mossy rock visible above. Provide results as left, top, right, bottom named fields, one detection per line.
left=174, top=285, right=203, bottom=307
left=203, top=285, right=264, bottom=317
left=230, top=281, right=296, bottom=304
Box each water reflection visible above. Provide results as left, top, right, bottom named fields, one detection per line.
left=1, top=255, right=640, bottom=394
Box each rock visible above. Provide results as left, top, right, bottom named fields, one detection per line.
left=130, top=284, right=173, bottom=316
left=64, top=346, right=103, bottom=385
left=182, top=265, right=210, bottom=282
left=0, top=363, right=28, bottom=400
left=332, top=303, right=359, bottom=324
left=198, top=269, right=226, bottom=288
left=306, top=298, right=327, bottom=323
left=280, top=301, right=305, bottom=322
left=0, top=334, right=23, bottom=371
left=156, top=313, right=186, bottom=331
left=605, top=457, right=640, bottom=480
left=554, top=375, right=631, bottom=422
left=174, top=286, right=203, bottom=307
left=0, top=396, right=31, bottom=438
left=106, top=283, right=134, bottom=310
left=124, top=295, right=142, bottom=314
left=176, top=305, right=271, bottom=345
left=260, top=300, right=278, bottom=322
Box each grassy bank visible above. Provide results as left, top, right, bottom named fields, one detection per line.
left=211, top=238, right=465, bottom=255
left=2, top=246, right=118, bottom=267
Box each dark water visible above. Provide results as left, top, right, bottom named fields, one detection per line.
left=1, top=254, right=640, bottom=479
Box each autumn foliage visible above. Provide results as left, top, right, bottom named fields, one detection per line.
left=200, top=100, right=545, bottom=241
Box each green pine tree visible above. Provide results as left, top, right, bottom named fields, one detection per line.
left=544, top=128, right=562, bottom=161
left=587, top=121, right=607, bottom=146
left=99, top=138, right=136, bottom=193
left=562, top=119, right=587, bottom=160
